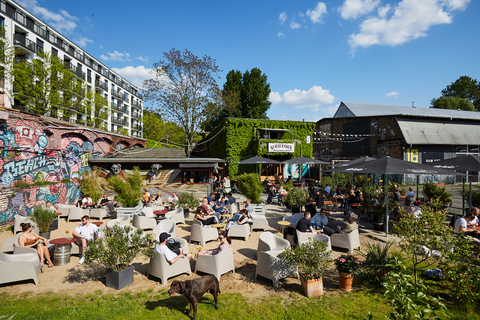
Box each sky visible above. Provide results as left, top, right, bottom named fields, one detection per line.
left=14, top=0, right=480, bottom=122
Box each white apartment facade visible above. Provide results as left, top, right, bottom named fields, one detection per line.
left=0, top=0, right=143, bottom=138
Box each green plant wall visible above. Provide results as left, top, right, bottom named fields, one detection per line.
left=205, top=118, right=316, bottom=177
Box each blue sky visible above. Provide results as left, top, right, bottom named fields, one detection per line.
left=15, top=0, right=479, bottom=122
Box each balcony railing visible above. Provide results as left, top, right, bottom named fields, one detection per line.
left=13, top=34, right=35, bottom=53
left=112, top=117, right=126, bottom=125
left=95, top=80, right=107, bottom=91
left=131, top=111, right=142, bottom=120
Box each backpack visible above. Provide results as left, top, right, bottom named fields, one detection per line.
left=166, top=238, right=181, bottom=255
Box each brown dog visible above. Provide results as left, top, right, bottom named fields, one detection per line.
left=168, top=275, right=220, bottom=320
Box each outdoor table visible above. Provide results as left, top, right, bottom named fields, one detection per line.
left=154, top=209, right=168, bottom=221
left=92, top=221, right=103, bottom=226
left=50, top=237, right=76, bottom=266
left=277, top=221, right=290, bottom=235
left=220, top=213, right=231, bottom=221
left=211, top=223, right=224, bottom=230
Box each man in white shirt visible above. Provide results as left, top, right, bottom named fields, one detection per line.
left=73, top=215, right=98, bottom=264
left=168, top=192, right=178, bottom=204
left=405, top=187, right=415, bottom=200
left=154, top=232, right=191, bottom=264
left=324, top=184, right=331, bottom=196
left=81, top=194, right=93, bottom=208
left=454, top=212, right=476, bottom=233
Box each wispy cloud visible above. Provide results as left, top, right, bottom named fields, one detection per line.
left=347, top=0, right=471, bottom=51
left=100, top=51, right=131, bottom=62
left=269, top=85, right=335, bottom=111
left=279, top=12, right=287, bottom=24
left=307, top=2, right=328, bottom=23
left=74, top=36, right=93, bottom=48
left=277, top=32, right=285, bottom=38
left=16, top=0, right=78, bottom=33
left=112, top=65, right=154, bottom=89
left=290, top=22, right=301, bottom=29
left=339, top=0, right=380, bottom=20
left=385, top=91, right=400, bottom=98
left=136, top=56, right=149, bottom=63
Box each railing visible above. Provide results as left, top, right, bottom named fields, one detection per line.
left=131, top=111, right=142, bottom=120
left=95, top=80, right=107, bottom=91
left=13, top=34, right=35, bottom=53
left=112, top=117, right=126, bottom=125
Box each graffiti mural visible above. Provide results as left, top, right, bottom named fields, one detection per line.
left=0, top=119, right=103, bottom=223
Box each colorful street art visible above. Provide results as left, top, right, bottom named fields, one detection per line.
left=0, top=118, right=106, bottom=224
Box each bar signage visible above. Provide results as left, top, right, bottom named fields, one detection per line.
left=268, top=143, right=294, bottom=153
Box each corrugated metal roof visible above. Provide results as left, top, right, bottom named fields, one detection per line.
left=89, top=157, right=225, bottom=164
left=105, top=148, right=186, bottom=159
left=335, top=102, right=480, bottom=120
left=397, top=119, right=480, bottom=145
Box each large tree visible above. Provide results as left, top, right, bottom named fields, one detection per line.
left=431, top=75, right=480, bottom=110
left=143, top=48, right=221, bottom=155
left=143, top=111, right=186, bottom=148
left=430, top=96, right=474, bottom=111
left=204, top=68, right=271, bottom=130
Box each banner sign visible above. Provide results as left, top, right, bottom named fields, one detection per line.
left=268, top=143, right=294, bottom=153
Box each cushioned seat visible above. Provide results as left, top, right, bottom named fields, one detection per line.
left=147, top=237, right=191, bottom=284
left=195, top=247, right=235, bottom=280
left=330, top=229, right=360, bottom=253
left=255, top=250, right=298, bottom=288
left=257, top=231, right=290, bottom=253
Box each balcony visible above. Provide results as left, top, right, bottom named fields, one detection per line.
left=75, top=69, right=85, bottom=81
left=131, top=123, right=142, bottom=131
left=64, top=62, right=76, bottom=72
left=131, top=111, right=142, bottom=120
left=112, top=117, right=126, bottom=125
left=95, top=80, right=107, bottom=91
left=112, top=90, right=125, bottom=101
left=14, top=34, right=35, bottom=54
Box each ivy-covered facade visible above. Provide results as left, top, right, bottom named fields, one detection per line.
left=195, top=118, right=316, bottom=177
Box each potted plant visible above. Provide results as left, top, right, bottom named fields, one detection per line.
left=178, top=192, right=199, bottom=218
left=84, top=225, right=152, bottom=290
left=283, top=238, right=332, bottom=297
left=237, top=173, right=263, bottom=204
left=358, top=241, right=400, bottom=284
left=334, top=254, right=363, bottom=291
left=107, top=166, right=143, bottom=218
left=31, top=206, right=58, bottom=239
left=284, top=187, right=309, bottom=213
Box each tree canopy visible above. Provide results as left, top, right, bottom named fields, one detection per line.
left=203, top=68, right=271, bottom=131
left=143, top=48, right=221, bottom=155
left=143, top=111, right=185, bottom=148
left=431, top=75, right=480, bottom=111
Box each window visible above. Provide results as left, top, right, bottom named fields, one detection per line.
left=36, top=39, right=44, bottom=53
left=52, top=48, right=58, bottom=57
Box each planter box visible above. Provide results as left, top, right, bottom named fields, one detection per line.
left=106, top=266, right=134, bottom=290
left=117, top=204, right=143, bottom=221
left=300, top=275, right=323, bottom=297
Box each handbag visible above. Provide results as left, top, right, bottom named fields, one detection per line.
left=166, top=238, right=181, bottom=255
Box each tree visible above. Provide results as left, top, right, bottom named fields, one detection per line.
left=143, top=48, right=221, bottom=155
left=203, top=68, right=271, bottom=130
left=430, top=96, right=474, bottom=111
left=143, top=111, right=185, bottom=148
left=431, top=75, right=480, bottom=110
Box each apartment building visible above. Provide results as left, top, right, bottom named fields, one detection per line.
left=0, top=0, right=143, bottom=138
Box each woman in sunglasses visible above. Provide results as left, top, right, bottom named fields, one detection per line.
left=197, top=231, right=231, bottom=256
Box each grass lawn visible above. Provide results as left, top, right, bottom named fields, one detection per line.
left=0, top=288, right=478, bottom=320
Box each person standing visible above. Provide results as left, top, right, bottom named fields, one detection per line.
left=223, top=176, right=231, bottom=194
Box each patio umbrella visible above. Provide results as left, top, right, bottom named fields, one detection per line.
left=282, top=156, right=329, bottom=165
left=326, top=157, right=463, bottom=235
left=332, top=156, right=377, bottom=167
left=428, top=155, right=480, bottom=209
left=236, top=156, right=282, bottom=180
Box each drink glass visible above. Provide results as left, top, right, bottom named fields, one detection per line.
left=65, top=227, right=70, bottom=237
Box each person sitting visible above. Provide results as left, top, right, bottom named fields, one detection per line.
left=45, top=201, right=57, bottom=213
left=195, top=207, right=216, bottom=226
left=455, top=211, right=477, bottom=233
left=155, top=232, right=192, bottom=264
left=97, top=194, right=115, bottom=214
left=226, top=209, right=249, bottom=230
left=405, top=187, right=415, bottom=201
left=323, top=213, right=358, bottom=236
left=167, top=192, right=178, bottom=206
left=154, top=191, right=164, bottom=207
left=267, top=186, right=277, bottom=204
left=197, top=231, right=231, bottom=256
left=81, top=194, right=93, bottom=208
left=227, top=192, right=236, bottom=205
left=278, top=187, right=288, bottom=205
left=263, top=177, right=272, bottom=188
left=465, top=207, right=480, bottom=227
left=311, top=208, right=329, bottom=230
left=207, top=193, right=215, bottom=203
left=142, top=189, right=150, bottom=206
left=73, top=215, right=98, bottom=264
left=294, top=212, right=316, bottom=244
left=18, top=222, right=54, bottom=268
left=391, top=185, right=401, bottom=202
left=324, top=184, right=331, bottom=196
left=213, top=197, right=226, bottom=221
left=305, top=198, right=317, bottom=217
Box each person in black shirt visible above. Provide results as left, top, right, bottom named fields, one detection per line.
left=294, top=212, right=315, bottom=244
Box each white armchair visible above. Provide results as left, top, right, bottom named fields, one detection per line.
left=106, top=215, right=131, bottom=231
left=330, top=229, right=360, bottom=253
left=14, top=215, right=36, bottom=234
left=189, top=218, right=219, bottom=246
left=255, top=250, right=298, bottom=288
left=295, top=230, right=317, bottom=245
left=68, top=207, right=89, bottom=222
left=0, top=252, right=41, bottom=285
left=165, top=208, right=185, bottom=225
left=300, top=234, right=332, bottom=252
left=57, top=204, right=76, bottom=218
left=251, top=214, right=269, bottom=231
left=152, top=219, right=177, bottom=240
left=257, top=231, right=290, bottom=253
left=90, top=208, right=109, bottom=221
left=228, top=223, right=252, bottom=241
left=195, top=247, right=235, bottom=280
left=147, top=237, right=191, bottom=284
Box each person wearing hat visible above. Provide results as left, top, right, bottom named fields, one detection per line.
left=323, top=213, right=358, bottom=236
left=154, top=232, right=192, bottom=264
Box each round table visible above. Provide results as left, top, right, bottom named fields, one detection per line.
left=50, top=237, right=77, bottom=266
left=154, top=209, right=168, bottom=221
left=277, top=221, right=291, bottom=235
left=211, top=223, right=224, bottom=230
left=92, top=221, right=103, bottom=226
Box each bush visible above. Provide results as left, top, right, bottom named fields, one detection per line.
left=358, top=241, right=401, bottom=284
left=80, top=167, right=104, bottom=203
left=422, top=181, right=452, bottom=204
left=237, top=173, right=263, bottom=204
left=31, top=206, right=58, bottom=233
left=284, top=187, right=308, bottom=208
left=107, top=166, right=142, bottom=207
left=178, top=192, right=199, bottom=210
left=283, top=238, right=331, bottom=280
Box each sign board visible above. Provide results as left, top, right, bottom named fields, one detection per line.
left=268, top=143, right=294, bottom=153
left=306, top=135, right=311, bottom=144
left=406, top=149, right=419, bottom=163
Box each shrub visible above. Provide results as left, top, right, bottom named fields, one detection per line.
left=422, top=181, right=452, bottom=204
left=31, top=206, right=58, bottom=233
left=283, top=239, right=332, bottom=280
left=107, top=166, right=142, bottom=207
left=80, top=167, right=104, bottom=203
left=178, top=192, right=199, bottom=210
left=237, top=173, right=262, bottom=204
left=284, top=187, right=309, bottom=208
left=358, top=241, right=401, bottom=284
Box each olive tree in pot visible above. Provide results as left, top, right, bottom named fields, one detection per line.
left=283, top=238, right=332, bottom=297
left=285, top=187, right=309, bottom=213
left=178, top=192, right=199, bottom=218
left=107, top=166, right=143, bottom=218
left=84, top=225, right=151, bottom=290
left=31, top=206, right=58, bottom=239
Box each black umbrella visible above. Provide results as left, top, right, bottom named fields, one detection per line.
left=332, top=156, right=377, bottom=167
left=327, top=157, right=463, bottom=235
left=429, top=155, right=480, bottom=208
left=282, top=156, right=329, bottom=165
left=236, top=156, right=282, bottom=165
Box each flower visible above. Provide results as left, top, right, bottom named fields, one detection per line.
left=334, top=254, right=363, bottom=274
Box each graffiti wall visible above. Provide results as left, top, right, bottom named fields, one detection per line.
left=0, top=110, right=145, bottom=224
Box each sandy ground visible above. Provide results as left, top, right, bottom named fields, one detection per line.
left=0, top=203, right=381, bottom=299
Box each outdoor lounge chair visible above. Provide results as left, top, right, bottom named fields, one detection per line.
left=251, top=214, right=269, bottom=231
left=227, top=223, right=252, bottom=241
left=67, top=207, right=89, bottom=222
left=152, top=219, right=177, bottom=239
left=147, top=237, right=191, bottom=284
left=255, top=250, right=298, bottom=288
left=295, top=230, right=317, bottom=245
left=189, top=218, right=219, bottom=246
left=0, top=252, right=41, bottom=285
left=132, top=208, right=157, bottom=230
left=165, top=208, right=185, bottom=224
left=195, top=247, right=235, bottom=280
left=57, top=204, right=76, bottom=218
left=89, top=208, right=110, bottom=221
left=330, top=229, right=361, bottom=253
left=13, top=215, right=36, bottom=234
left=256, top=231, right=290, bottom=254
left=299, top=234, right=332, bottom=252
left=106, top=215, right=131, bottom=231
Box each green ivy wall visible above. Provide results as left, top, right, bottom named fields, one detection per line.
left=204, top=118, right=316, bottom=177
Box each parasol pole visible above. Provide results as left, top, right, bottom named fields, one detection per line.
left=385, top=174, right=389, bottom=236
